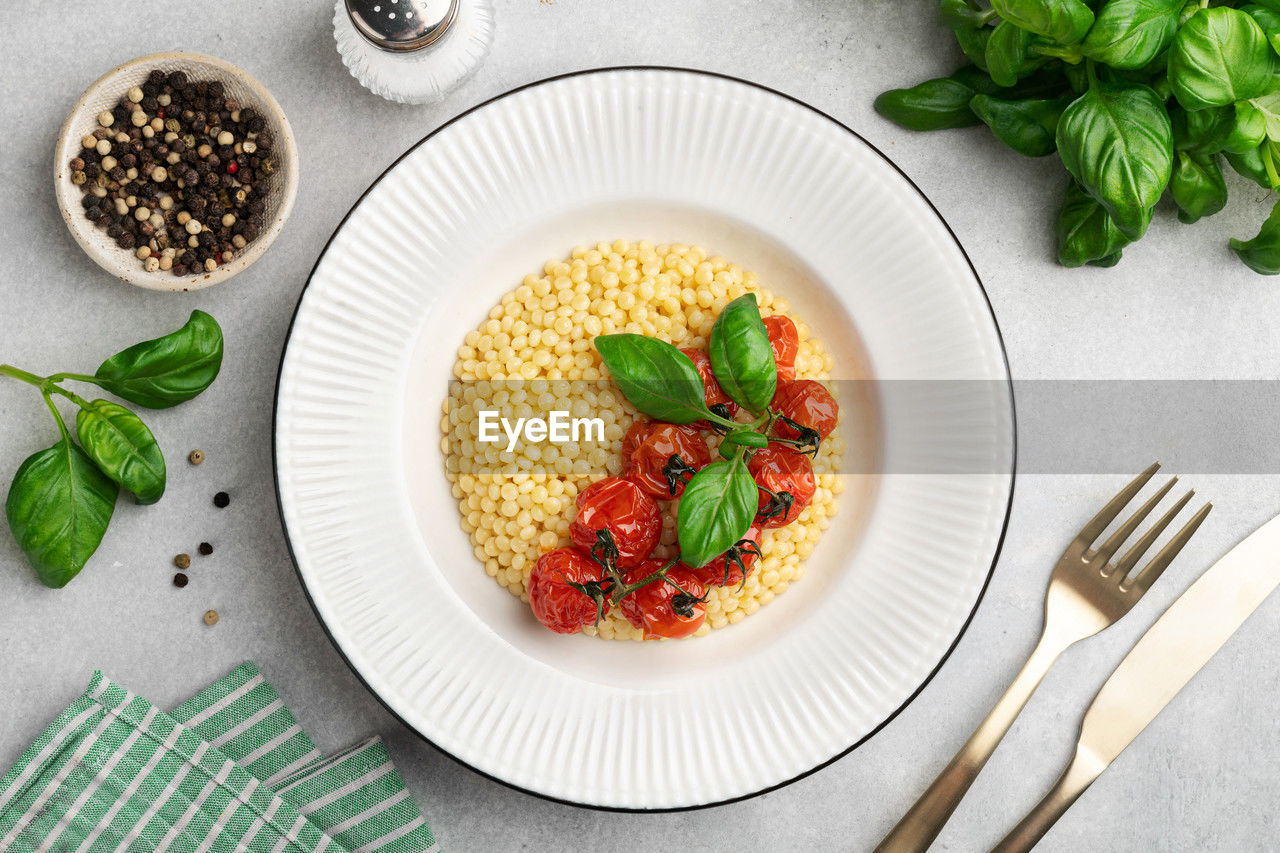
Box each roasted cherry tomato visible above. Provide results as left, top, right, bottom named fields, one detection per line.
left=680, top=347, right=738, bottom=425
left=570, top=477, right=662, bottom=568
left=620, top=562, right=707, bottom=639
left=772, top=379, right=839, bottom=448
left=621, top=417, right=652, bottom=463
left=626, top=422, right=712, bottom=499
left=763, top=315, right=799, bottom=382
left=688, top=524, right=763, bottom=588
left=747, top=446, right=816, bottom=528
left=528, top=547, right=609, bottom=635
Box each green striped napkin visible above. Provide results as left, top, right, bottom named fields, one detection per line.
left=0, top=663, right=438, bottom=853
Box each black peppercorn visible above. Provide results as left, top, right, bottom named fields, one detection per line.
left=117, top=232, right=135, bottom=249
left=172, top=263, right=188, bottom=276
left=106, top=222, right=122, bottom=239
left=213, top=491, right=230, bottom=508
left=141, top=96, right=158, bottom=112
left=198, top=542, right=214, bottom=556
left=173, top=572, right=189, bottom=588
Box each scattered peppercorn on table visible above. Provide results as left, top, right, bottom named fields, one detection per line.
left=2, top=1, right=1279, bottom=851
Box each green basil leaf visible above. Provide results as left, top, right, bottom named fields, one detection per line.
left=1056, top=82, right=1172, bottom=239
left=6, top=437, right=118, bottom=588
left=721, top=429, right=769, bottom=449
left=675, top=457, right=757, bottom=568
left=874, top=67, right=994, bottom=131
left=75, top=400, right=166, bottom=505
left=971, top=93, right=1073, bottom=156
left=709, top=294, right=776, bottom=415
left=1171, top=104, right=1235, bottom=155
left=1169, top=8, right=1280, bottom=111
left=1169, top=151, right=1229, bottom=224
left=1055, top=180, right=1133, bottom=267
left=1230, top=196, right=1280, bottom=273
left=1242, top=4, right=1280, bottom=42
left=1248, top=90, right=1280, bottom=141
left=987, top=21, right=1038, bottom=87
left=594, top=334, right=710, bottom=424
left=991, top=0, right=1095, bottom=44
left=1224, top=145, right=1273, bottom=187
left=1082, top=0, right=1182, bottom=69
left=94, top=310, right=224, bottom=409
left=1225, top=101, right=1269, bottom=152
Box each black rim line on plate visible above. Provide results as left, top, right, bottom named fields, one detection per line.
left=270, top=65, right=1018, bottom=815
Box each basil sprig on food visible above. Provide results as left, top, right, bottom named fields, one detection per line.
left=596, top=293, right=803, bottom=568
left=876, top=0, right=1280, bottom=273
left=1, top=311, right=223, bottom=588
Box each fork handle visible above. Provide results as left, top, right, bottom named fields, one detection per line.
left=875, top=632, right=1065, bottom=853
left=990, top=746, right=1104, bottom=853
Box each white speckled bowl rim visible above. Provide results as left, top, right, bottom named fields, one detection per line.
left=274, top=67, right=1016, bottom=811
left=54, top=50, right=299, bottom=291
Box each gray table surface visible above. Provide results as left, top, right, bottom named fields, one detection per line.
left=3, top=1, right=1279, bottom=850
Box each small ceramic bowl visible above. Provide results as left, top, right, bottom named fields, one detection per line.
left=54, top=51, right=299, bottom=291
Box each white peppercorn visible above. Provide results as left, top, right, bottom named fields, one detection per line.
left=197, top=144, right=212, bottom=158
left=95, top=139, right=111, bottom=156
left=144, top=256, right=160, bottom=273
left=242, top=140, right=257, bottom=154
left=176, top=210, right=191, bottom=225
left=185, top=219, right=202, bottom=235
left=217, top=130, right=234, bottom=146
left=221, top=213, right=235, bottom=227
left=231, top=234, right=247, bottom=249
left=166, top=151, right=180, bottom=165
left=127, top=86, right=144, bottom=103
left=114, top=198, right=128, bottom=216
left=151, top=166, right=167, bottom=182
left=149, top=213, right=164, bottom=229
left=136, top=245, right=151, bottom=260
left=142, top=126, right=154, bottom=139
left=125, top=167, right=138, bottom=181
left=158, top=195, right=173, bottom=211
left=130, top=111, right=147, bottom=127
left=134, top=206, right=150, bottom=221
left=97, top=111, right=114, bottom=127
left=101, top=155, right=117, bottom=171
left=159, top=256, right=173, bottom=271
left=204, top=258, right=217, bottom=272
left=150, top=117, right=164, bottom=133
left=81, top=133, right=97, bottom=150
left=157, top=93, right=171, bottom=106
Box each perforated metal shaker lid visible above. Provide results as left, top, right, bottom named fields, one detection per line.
left=345, top=0, right=459, bottom=52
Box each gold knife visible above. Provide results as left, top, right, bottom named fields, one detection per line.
left=992, top=512, right=1280, bottom=852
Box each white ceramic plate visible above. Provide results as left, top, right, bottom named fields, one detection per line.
left=275, top=68, right=1015, bottom=810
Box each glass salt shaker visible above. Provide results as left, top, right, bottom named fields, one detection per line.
left=333, top=0, right=494, bottom=105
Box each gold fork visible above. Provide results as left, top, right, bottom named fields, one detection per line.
left=876, top=463, right=1212, bottom=853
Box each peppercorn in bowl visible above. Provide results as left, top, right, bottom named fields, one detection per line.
left=54, top=51, right=298, bottom=291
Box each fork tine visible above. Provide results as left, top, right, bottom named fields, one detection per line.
left=1091, top=476, right=1178, bottom=563
left=1111, top=489, right=1195, bottom=578
left=1078, top=462, right=1161, bottom=545
left=1126, top=502, right=1213, bottom=593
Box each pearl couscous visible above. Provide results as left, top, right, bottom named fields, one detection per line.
left=441, top=240, right=844, bottom=640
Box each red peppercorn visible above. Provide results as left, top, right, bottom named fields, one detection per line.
left=157, top=108, right=165, bottom=118
left=227, top=161, right=238, bottom=175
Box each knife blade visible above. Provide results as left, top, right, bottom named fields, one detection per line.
left=993, top=511, right=1280, bottom=852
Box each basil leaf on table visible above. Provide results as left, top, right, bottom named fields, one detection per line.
left=1056, top=180, right=1133, bottom=267
left=94, top=310, right=224, bottom=409
left=594, top=334, right=710, bottom=424
left=1056, top=82, right=1173, bottom=239
left=1169, top=152, right=1229, bottom=224
left=874, top=66, right=995, bottom=130
left=1169, top=7, right=1280, bottom=110
left=986, top=21, right=1039, bottom=87
left=971, top=94, right=1073, bottom=156
left=5, top=437, right=118, bottom=588
left=1225, top=101, right=1269, bottom=153
left=941, top=0, right=995, bottom=70
left=1231, top=197, right=1280, bottom=273
left=991, top=0, right=1094, bottom=44
left=708, top=294, right=776, bottom=415
left=75, top=399, right=166, bottom=505
left=1082, top=0, right=1183, bottom=69
left=675, top=457, right=757, bottom=568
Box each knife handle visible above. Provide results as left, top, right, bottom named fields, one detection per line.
left=875, top=633, right=1064, bottom=853
left=991, top=746, right=1105, bottom=853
